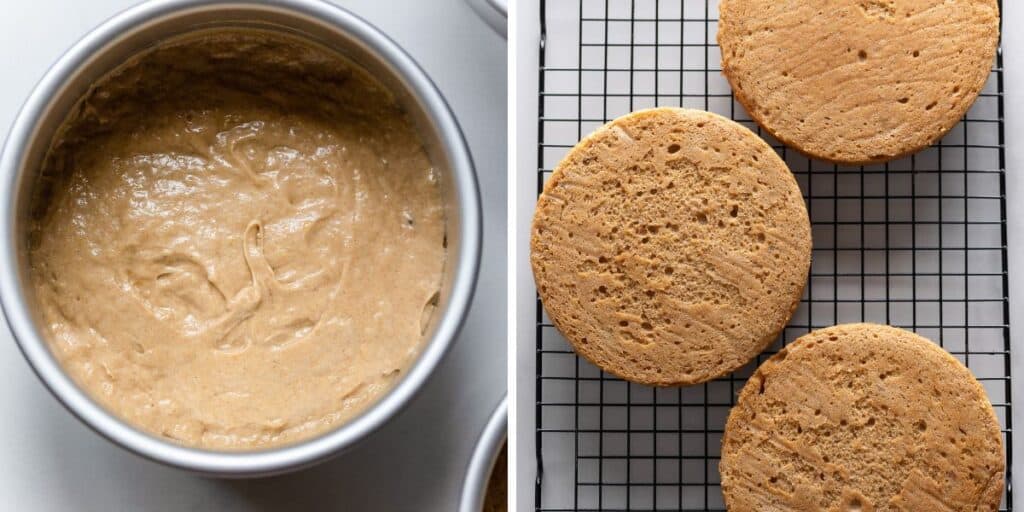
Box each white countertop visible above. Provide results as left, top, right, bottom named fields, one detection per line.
left=0, top=1, right=507, bottom=510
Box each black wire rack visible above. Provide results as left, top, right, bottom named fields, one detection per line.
left=534, top=1, right=1012, bottom=510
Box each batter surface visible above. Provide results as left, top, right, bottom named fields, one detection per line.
left=29, top=32, right=446, bottom=450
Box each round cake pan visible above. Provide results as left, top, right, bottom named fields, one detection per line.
left=0, top=0, right=480, bottom=477
left=459, top=397, right=508, bottom=512
left=465, top=0, right=507, bottom=37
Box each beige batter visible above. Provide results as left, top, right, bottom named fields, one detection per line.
left=29, top=31, right=446, bottom=450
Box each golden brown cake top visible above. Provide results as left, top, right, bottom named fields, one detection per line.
left=721, top=323, right=1005, bottom=511
left=718, top=0, right=1000, bottom=164
left=531, top=108, right=811, bottom=386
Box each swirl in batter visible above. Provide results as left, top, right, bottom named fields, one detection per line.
left=29, top=31, right=446, bottom=450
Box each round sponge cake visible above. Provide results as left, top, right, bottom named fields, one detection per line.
left=718, top=0, right=1000, bottom=165
left=530, top=108, right=811, bottom=386
left=721, top=324, right=1005, bottom=511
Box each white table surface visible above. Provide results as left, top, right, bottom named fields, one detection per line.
left=0, top=1, right=507, bottom=510
left=512, top=1, right=1024, bottom=510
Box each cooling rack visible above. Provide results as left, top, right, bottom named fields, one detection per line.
left=533, top=1, right=1012, bottom=510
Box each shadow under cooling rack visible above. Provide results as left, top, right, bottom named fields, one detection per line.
left=533, top=1, right=1012, bottom=511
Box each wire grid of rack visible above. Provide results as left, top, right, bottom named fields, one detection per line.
left=533, top=1, right=1012, bottom=510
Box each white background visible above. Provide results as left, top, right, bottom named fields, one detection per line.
left=0, top=0, right=507, bottom=510
left=512, top=1, right=1024, bottom=510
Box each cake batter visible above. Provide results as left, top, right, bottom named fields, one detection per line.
left=29, top=31, right=446, bottom=450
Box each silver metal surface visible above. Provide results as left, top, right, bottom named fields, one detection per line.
left=465, top=0, right=507, bottom=37
left=459, top=397, right=507, bottom=512
left=0, top=0, right=481, bottom=477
